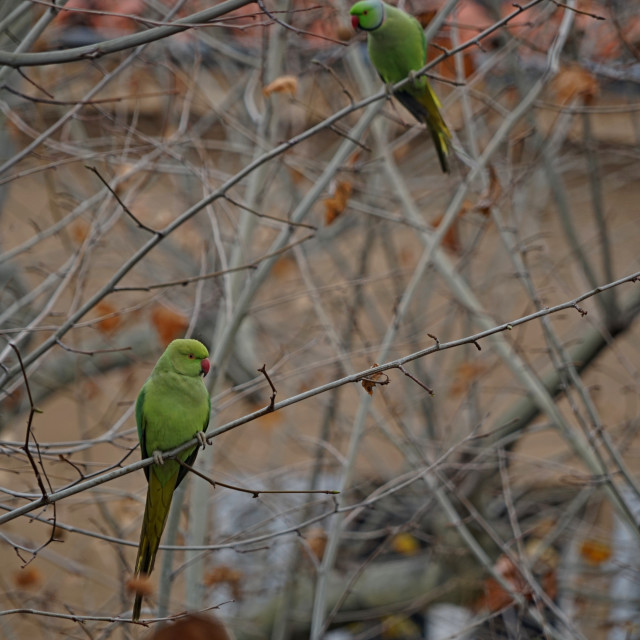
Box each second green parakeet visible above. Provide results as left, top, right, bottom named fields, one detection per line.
left=131, top=338, right=211, bottom=621
left=350, top=0, right=451, bottom=173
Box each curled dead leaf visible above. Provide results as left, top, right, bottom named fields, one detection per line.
left=263, top=75, right=298, bottom=98
left=361, top=363, right=389, bottom=395
left=324, top=180, right=352, bottom=226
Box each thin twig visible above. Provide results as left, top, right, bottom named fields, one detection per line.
left=258, top=364, right=277, bottom=411
left=9, top=344, right=59, bottom=566
left=256, top=0, right=348, bottom=46
left=55, top=339, right=133, bottom=357
left=1, top=270, right=638, bottom=526
left=85, top=165, right=157, bottom=233
left=397, top=364, right=434, bottom=396
left=176, top=459, right=338, bottom=498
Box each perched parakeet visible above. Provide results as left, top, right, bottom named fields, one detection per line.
left=350, top=0, right=451, bottom=173
left=132, top=339, right=211, bottom=621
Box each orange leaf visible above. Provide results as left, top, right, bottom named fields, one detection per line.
left=126, top=575, right=154, bottom=597
left=415, top=10, right=437, bottom=28
left=151, top=306, right=188, bottom=345
left=450, top=361, right=487, bottom=396
left=95, top=300, right=121, bottom=334
left=580, top=539, right=612, bottom=565
left=263, top=75, right=298, bottom=98
left=324, top=180, right=352, bottom=226
left=432, top=213, right=461, bottom=253
left=204, top=565, right=242, bottom=600
left=70, top=220, right=90, bottom=245
left=271, top=255, right=296, bottom=279
left=306, top=527, right=327, bottom=561
left=13, top=567, right=42, bottom=589
left=553, top=64, right=599, bottom=105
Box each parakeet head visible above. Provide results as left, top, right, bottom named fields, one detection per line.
left=164, top=339, right=210, bottom=377
left=350, top=0, right=384, bottom=31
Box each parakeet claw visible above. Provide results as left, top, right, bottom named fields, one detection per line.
left=407, top=70, right=420, bottom=86
left=196, top=431, right=207, bottom=450
left=152, top=450, right=165, bottom=465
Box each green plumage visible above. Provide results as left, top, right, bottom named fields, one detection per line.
left=132, top=339, right=211, bottom=621
left=350, top=0, right=451, bottom=172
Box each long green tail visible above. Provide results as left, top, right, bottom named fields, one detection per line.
left=132, top=467, right=178, bottom=621
left=394, top=82, right=452, bottom=173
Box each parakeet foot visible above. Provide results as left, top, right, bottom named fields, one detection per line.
left=152, top=450, right=165, bottom=465
left=196, top=430, right=207, bottom=450
left=407, top=70, right=420, bottom=87
left=383, top=82, right=396, bottom=97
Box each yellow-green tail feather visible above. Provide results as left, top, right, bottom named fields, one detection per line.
left=132, top=467, right=178, bottom=621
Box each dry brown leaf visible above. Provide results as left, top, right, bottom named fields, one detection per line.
left=336, top=23, right=353, bottom=41
left=475, top=165, right=501, bottom=216
left=346, top=149, right=362, bottom=168
left=113, top=162, right=136, bottom=196
left=271, top=255, right=296, bottom=279
left=83, top=378, right=101, bottom=400
left=479, top=550, right=556, bottom=612
left=1, top=387, right=23, bottom=412
left=432, top=213, right=461, bottom=253
left=324, top=180, right=352, bottom=226
left=361, top=363, right=389, bottom=395
left=580, top=538, right=612, bottom=565
left=70, top=220, right=90, bottom=245
left=553, top=64, right=599, bottom=105
left=263, top=75, right=298, bottom=98
left=450, top=361, right=488, bottom=396
left=94, top=300, right=121, bottom=334
left=392, top=142, right=411, bottom=163
left=13, top=566, right=42, bottom=589
left=126, top=575, right=154, bottom=597
left=204, top=565, right=242, bottom=600
left=151, top=305, right=188, bottom=345
left=306, top=527, right=327, bottom=561
left=415, top=10, right=437, bottom=28
left=288, top=167, right=307, bottom=185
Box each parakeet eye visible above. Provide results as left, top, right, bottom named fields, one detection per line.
left=188, top=354, right=194, bottom=359
left=364, top=10, right=368, bottom=14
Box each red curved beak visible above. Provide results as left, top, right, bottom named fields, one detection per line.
left=351, top=15, right=359, bottom=30
left=201, top=358, right=210, bottom=376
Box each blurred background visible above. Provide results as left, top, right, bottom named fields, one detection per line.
left=1, top=0, right=640, bottom=638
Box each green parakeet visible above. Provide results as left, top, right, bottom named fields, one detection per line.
left=132, top=339, right=211, bottom=621
left=350, top=0, right=451, bottom=173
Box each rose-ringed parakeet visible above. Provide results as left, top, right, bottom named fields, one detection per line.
left=350, top=0, right=451, bottom=173
left=132, top=339, right=211, bottom=621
